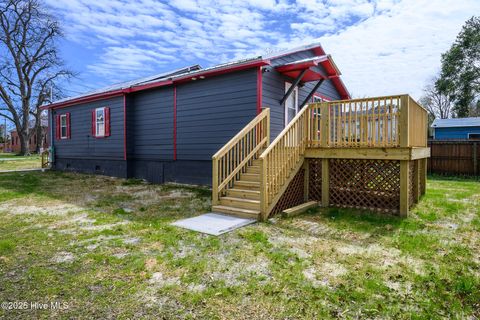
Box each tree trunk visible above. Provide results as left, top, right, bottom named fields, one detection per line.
left=35, top=124, right=43, bottom=153
left=18, top=130, right=30, bottom=156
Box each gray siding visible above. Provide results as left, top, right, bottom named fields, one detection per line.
left=52, top=96, right=125, bottom=160
left=129, top=88, right=174, bottom=160
left=262, top=49, right=342, bottom=138
left=176, top=68, right=258, bottom=161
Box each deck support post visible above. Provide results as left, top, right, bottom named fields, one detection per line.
left=321, top=158, right=329, bottom=207
left=399, top=160, right=409, bottom=217
left=303, top=160, right=310, bottom=202
left=259, top=157, right=267, bottom=221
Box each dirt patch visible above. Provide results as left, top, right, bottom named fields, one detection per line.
left=303, top=262, right=348, bottom=288
left=0, top=200, right=85, bottom=216
left=149, top=272, right=180, bottom=287
left=52, top=251, right=75, bottom=263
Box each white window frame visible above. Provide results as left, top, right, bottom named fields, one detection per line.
left=312, top=93, right=331, bottom=103
left=284, top=82, right=298, bottom=126
left=60, top=114, right=68, bottom=139
left=95, top=107, right=106, bottom=138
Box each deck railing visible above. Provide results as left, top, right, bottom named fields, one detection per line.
left=212, top=108, right=270, bottom=205
left=307, top=95, right=408, bottom=148
left=258, top=94, right=426, bottom=219
left=259, top=105, right=310, bottom=220
left=408, top=96, right=428, bottom=147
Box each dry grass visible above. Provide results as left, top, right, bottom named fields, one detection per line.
left=0, top=171, right=478, bottom=319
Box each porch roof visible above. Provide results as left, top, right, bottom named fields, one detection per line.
left=275, top=55, right=349, bottom=99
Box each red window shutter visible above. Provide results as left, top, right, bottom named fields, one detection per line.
left=91, top=110, right=96, bottom=137
left=66, top=112, right=71, bottom=139
left=55, top=115, right=60, bottom=140
left=105, top=107, right=111, bottom=137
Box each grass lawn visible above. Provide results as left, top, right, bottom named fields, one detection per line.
left=0, top=172, right=478, bottom=319
left=0, top=154, right=41, bottom=171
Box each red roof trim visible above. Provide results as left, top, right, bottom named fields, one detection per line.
left=123, top=94, right=127, bottom=160
left=172, top=60, right=269, bottom=84
left=42, top=90, right=124, bottom=110
left=256, top=66, right=262, bottom=114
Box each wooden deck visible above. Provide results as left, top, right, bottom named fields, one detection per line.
left=212, top=95, right=430, bottom=220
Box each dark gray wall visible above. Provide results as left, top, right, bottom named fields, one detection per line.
left=176, top=68, right=258, bottom=161
left=128, top=87, right=174, bottom=161
left=262, top=49, right=342, bottom=138
left=52, top=96, right=125, bottom=160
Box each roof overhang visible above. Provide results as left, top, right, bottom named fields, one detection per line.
left=275, top=54, right=349, bottom=100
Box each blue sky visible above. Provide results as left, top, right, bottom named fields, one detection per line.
left=45, top=0, right=480, bottom=100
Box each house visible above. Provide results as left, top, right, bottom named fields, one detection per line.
left=431, top=117, right=480, bottom=140
left=43, top=43, right=431, bottom=219
left=10, top=119, right=49, bottom=153
left=42, top=43, right=350, bottom=185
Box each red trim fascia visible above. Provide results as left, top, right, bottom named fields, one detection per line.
left=128, top=79, right=173, bottom=93
left=256, top=66, right=262, bottom=114
left=173, top=86, right=177, bottom=160
left=43, top=90, right=124, bottom=110
left=276, top=57, right=328, bottom=73
left=123, top=94, right=127, bottom=160
left=312, top=46, right=326, bottom=56
left=331, top=77, right=350, bottom=99
left=173, top=60, right=270, bottom=85
left=268, top=45, right=326, bottom=61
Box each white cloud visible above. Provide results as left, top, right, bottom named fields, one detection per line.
left=46, top=0, right=480, bottom=100
left=320, top=0, right=480, bottom=99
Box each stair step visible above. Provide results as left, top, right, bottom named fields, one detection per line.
left=235, top=180, right=260, bottom=190
left=247, top=166, right=260, bottom=174
left=240, top=173, right=260, bottom=182
left=212, top=205, right=260, bottom=219
left=226, top=188, right=260, bottom=200
left=219, top=196, right=260, bottom=210
left=251, top=159, right=262, bottom=166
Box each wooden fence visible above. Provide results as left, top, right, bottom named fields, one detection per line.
left=428, top=140, right=479, bottom=176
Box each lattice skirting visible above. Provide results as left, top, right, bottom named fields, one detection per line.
left=409, top=160, right=417, bottom=208
left=308, top=159, right=322, bottom=202
left=270, top=168, right=305, bottom=216
left=328, top=159, right=401, bottom=214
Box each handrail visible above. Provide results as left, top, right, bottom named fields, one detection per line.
left=259, top=105, right=310, bottom=219
left=213, top=108, right=270, bottom=160
left=212, top=108, right=270, bottom=205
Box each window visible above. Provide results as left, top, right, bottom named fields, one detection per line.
left=92, top=107, right=110, bottom=138
left=284, top=82, right=298, bottom=126
left=55, top=113, right=70, bottom=140
left=60, top=114, right=67, bottom=139
left=469, top=133, right=480, bottom=140
left=96, top=108, right=105, bottom=137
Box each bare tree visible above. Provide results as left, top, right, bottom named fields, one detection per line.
left=0, top=0, right=72, bottom=155
left=420, top=77, right=453, bottom=120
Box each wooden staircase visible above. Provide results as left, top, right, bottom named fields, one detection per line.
left=213, top=159, right=262, bottom=219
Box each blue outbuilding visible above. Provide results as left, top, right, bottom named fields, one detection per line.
left=431, top=117, right=480, bottom=140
